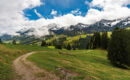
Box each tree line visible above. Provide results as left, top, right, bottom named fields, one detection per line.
left=87, top=32, right=109, bottom=49
left=87, top=28, right=130, bottom=68
left=41, top=27, right=130, bottom=68
left=0, top=39, right=17, bottom=45
left=41, top=32, right=109, bottom=50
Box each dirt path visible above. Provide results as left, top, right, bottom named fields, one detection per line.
left=13, top=52, right=60, bottom=80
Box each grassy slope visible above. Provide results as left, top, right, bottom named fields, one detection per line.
left=46, top=34, right=92, bottom=46
left=28, top=49, right=130, bottom=80
left=0, top=44, right=26, bottom=80
left=0, top=44, right=53, bottom=80
left=46, top=33, right=110, bottom=46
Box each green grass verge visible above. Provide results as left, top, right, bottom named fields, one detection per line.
left=28, top=49, right=130, bottom=80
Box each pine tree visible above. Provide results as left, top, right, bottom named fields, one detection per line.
left=55, top=44, right=62, bottom=49
left=0, top=38, right=2, bottom=44
left=41, top=40, right=46, bottom=47
left=88, top=32, right=101, bottom=49
left=125, top=30, right=130, bottom=66
left=88, top=37, right=94, bottom=49
left=101, top=32, right=109, bottom=49
left=108, top=28, right=129, bottom=68
left=72, top=45, right=76, bottom=50
left=67, top=44, right=71, bottom=50
left=12, top=40, right=16, bottom=45
left=94, top=32, right=101, bottom=48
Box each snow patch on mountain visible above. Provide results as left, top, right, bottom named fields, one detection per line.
left=111, top=20, right=122, bottom=26
left=123, top=21, right=130, bottom=25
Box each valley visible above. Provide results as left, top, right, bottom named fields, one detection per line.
left=1, top=0, right=130, bottom=80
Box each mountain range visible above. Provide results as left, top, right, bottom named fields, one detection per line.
left=50, top=17, right=130, bottom=36
left=1, top=16, right=130, bottom=41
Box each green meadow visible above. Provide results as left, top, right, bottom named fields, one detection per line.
left=28, top=49, right=130, bottom=80
left=0, top=44, right=50, bottom=80
left=0, top=44, right=130, bottom=80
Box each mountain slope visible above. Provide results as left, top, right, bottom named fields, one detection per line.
left=51, top=17, right=130, bottom=35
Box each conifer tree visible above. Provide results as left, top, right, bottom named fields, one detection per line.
left=55, top=44, right=62, bottom=49
left=94, top=32, right=101, bottom=48
left=88, top=32, right=101, bottom=49
left=0, top=38, right=2, bottom=44
left=67, top=44, right=71, bottom=50
left=12, top=40, right=16, bottom=45
left=108, top=27, right=130, bottom=68
left=41, top=40, right=46, bottom=47
left=101, top=32, right=109, bottom=49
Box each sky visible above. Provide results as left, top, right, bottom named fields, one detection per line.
left=0, top=0, right=130, bottom=36
left=24, top=0, right=91, bottom=20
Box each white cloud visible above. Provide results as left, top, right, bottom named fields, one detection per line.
left=23, top=14, right=87, bottom=28
left=71, top=9, right=82, bottom=15
left=91, top=0, right=130, bottom=8
left=85, top=1, right=91, bottom=6
left=26, top=28, right=49, bottom=37
left=34, top=9, right=43, bottom=18
left=51, top=9, right=57, bottom=15
left=87, top=0, right=130, bottom=22
left=0, top=0, right=130, bottom=37
left=0, top=0, right=43, bottom=35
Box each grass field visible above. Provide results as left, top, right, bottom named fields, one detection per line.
left=1, top=44, right=130, bottom=80
left=28, top=49, right=130, bottom=80
left=0, top=44, right=53, bottom=80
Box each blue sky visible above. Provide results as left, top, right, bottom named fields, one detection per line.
left=23, top=0, right=130, bottom=21
left=24, top=0, right=92, bottom=20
